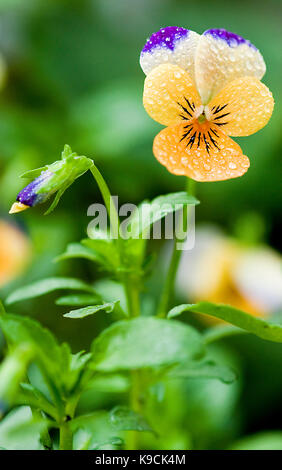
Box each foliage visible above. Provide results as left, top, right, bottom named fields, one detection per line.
left=1, top=143, right=281, bottom=450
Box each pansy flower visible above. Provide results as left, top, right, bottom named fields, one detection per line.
left=140, top=27, right=274, bottom=181
left=9, top=145, right=93, bottom=214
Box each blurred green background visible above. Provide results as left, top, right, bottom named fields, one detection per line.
left=0, top=0, right=282, bottom=449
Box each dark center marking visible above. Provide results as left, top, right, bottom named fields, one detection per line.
left=177, top=97, right=196, bottom=120
left=177, top=98, right=229, bottom=153
left=211, top=102, right=230, bottom=128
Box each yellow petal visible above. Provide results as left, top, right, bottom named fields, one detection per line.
left=143, top=64, right=202, bottom=126
left=206, top=77, right=274, bottom=136
left=9, top=202, right=30, bottom=214
left=153, top=121, right=250, bottom=182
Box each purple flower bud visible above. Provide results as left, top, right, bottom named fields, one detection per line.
left=16, top=170, right=54, bottom=207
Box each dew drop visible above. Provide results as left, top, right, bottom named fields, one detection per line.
left=229, top=162, right=237, bottom=170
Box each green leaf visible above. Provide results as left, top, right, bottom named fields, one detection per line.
left=64, top=302, right=118, bottom=319
left=91, top=317, right=204, bottom=371
left=85, top=374, right=130, bottom=393
left=55, top=243, right=101, bottom=263
left=74, top=429, right=123, bottom=451
left=70, top=351, right=92, bottom=374
left=15, top=383, right=57, bottom=421
left=61, top=144, right=74, bottom=159
left=128, top=191, right=199, bottom=238
left=6, top=277, right=95, bottom=305
left=167, top=304, right=194, bottom=318
left=71, top=411, right=122, bottom=450
left=0, top=407, right=49, bottom=450
left=20, top=166, right=48, bottom=179
left=82, top=238, right=120, bottom=271
left=26, top=364, right=53, bottom=405
left=109, top=406, right=153, bottom=433
left=56, top=294, right=100, bottom=307
left=0, top=314, right=63, bottom=387
left=231, top=431, right=282, bottom=450
left=167, top=302, right=282, bottom=343
left=0, top=345, right=34, bottom=413
left=204, top=325, right=247, bottom=344
left=93, top=279, right=128, bottom=316
left=168, top=360, right=237, bottom=384
left=62, top=350, right=93, bottom=392
left=0, top=321, right=91, bottom=397
left=43, top=184, right=68, bottom=215
left=121, top=237, right=147, bottom=269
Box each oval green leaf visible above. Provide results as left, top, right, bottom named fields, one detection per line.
left=91, top=317, right=204, bottom=371
left=56, top=294, right=101, bottom=307
left=109, top=406, right=153, bottom=433
left=64, top=302, right=118, bottom=319
left=168, top=302, right=282, bottom=343
left=6, top=277, right=95, bottom=305
left=168, top=359, right=237, bottom=384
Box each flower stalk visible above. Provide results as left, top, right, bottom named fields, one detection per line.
left=59, top=420, right=73, bottom=451
left=90, top=165, right=120, bottom=242
left=157, top=177, right=195, bottom=318
left=127, top=370, right=142, bottom=450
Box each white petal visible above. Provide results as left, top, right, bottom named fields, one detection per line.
left=232, top=248, right=282, bottom=312
left=140, top=26, right=200, bottom=81
left=195, top=29, right=266, bottom=104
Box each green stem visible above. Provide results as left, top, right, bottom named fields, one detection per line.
left=58, top=392, right=82, bottom=451
left=124, top=277, right=141, bottom=447
left=90, top=164, right=120, bottom=242
left=123, top=277, right=141, bottom=447
left=90, top=163, right=142, bottom=449
left=90, top=164, right=141, bottom=318
left=157, top=238, right=182, bottom=318
left=124, top=277, right=140, bottom=318
left=59, top=420, right=73, bottom=450
left=126, top=370, right=142, bottom=450
left=157, top=178, right=196, bottom=318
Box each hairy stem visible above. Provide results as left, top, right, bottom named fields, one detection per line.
left=157, top=178, right=196, bottom=318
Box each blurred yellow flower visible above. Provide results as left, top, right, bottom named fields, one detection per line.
left=177, top=227, right=282, bottom=317
left=0, top=220, right=31, bottom=286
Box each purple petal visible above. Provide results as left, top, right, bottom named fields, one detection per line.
left=142, top=26, right=190, bottom=53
